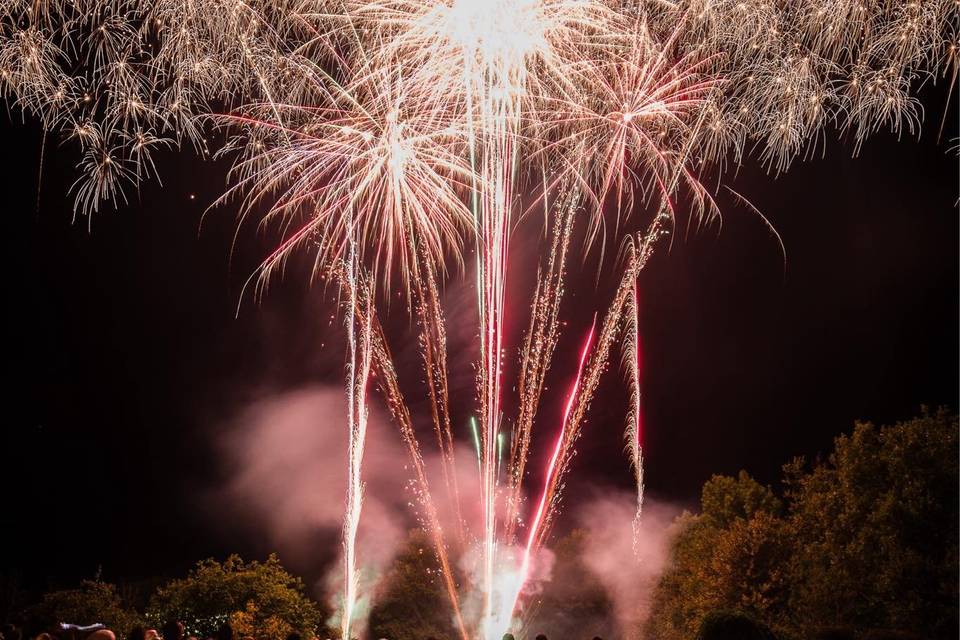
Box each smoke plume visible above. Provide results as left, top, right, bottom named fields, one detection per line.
left=576, top=490, right=682, bottom=635
left=208, top=386, right=416, bottom=633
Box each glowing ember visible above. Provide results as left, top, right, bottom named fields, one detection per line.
left=1, top=0, right=952, bottom=637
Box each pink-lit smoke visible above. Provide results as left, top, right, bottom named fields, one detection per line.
left=207, top=387, right=410, bottom=633
left=204, top=386, right=682, bottom=638
left=576, top=490, right=682, bottom=635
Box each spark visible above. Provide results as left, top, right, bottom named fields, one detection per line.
left=624, top=275, right=645, bottom=551
left=2, top=0, right=953, bottom=637
left=470, top=415, right=482, bottom=478
left=506, top=317, right=597, bottom=630
left=341, top=251, right=374, bottom=640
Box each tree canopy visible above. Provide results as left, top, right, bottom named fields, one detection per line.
left=524, top=529, right=615, bottom=640
left=647, top=408, right=958, bottom=640
left=147, top=555, right=326, bottom=640
left=24, top=579, right=141, bottom=636
left=367, top=530, right=459, bottom=640
left=367, top=528, right=615, bottom=640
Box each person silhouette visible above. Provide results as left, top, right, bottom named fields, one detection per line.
left=161, top=622, right=183, bottom=640
left=214, top=623, right=232, bottom=640
left=86, top=630, right=115, bottom=640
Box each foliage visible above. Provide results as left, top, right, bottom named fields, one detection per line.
left=646, top=408, right=959, bottom=640
left=647, top=476, right=788, bottom=640
left=784, top=408, right=959, bottom=637
left=700, top=471, right=782, bottom=528
left=525, top=530, right=615, bottom=640
left=367, top=528, right=615, bottom=640
left=367, top=530, right=458, bottom=640
left=24, top=579, right=142, bottom=635
left=147, top=555, right=325, bottom=640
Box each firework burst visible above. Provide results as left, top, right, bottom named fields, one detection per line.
left=2, top=0, right=954, bottom=637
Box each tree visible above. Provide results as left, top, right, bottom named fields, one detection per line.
left=784, top=408, right=958, bottom=638
left=25, top=579, right=142, bottom=635
left=646, top=475, right=788, bottom=640
left=525, top=530, right=615, bottom=640
left=367, top=530, right=458, bottom=640
left=700, top=471, right=782, bottom=528
left=646, top=409, right=959, bottom=640
left=147, top=555, right=325, bottom=640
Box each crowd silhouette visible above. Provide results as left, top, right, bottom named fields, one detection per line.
left=0, top=623, right=605, bottom=640
left=0, top=622, right=308, bottom=640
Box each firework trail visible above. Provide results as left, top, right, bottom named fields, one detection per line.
left=507, top=188, right=577, bottom=541
left=502, top=217, right=669, bottom=623
left=528, top=228, right=651, bottom=551
left=2, top=0, right=954, bottom=636
left=369, top=321, right=470, bottom=640
left=505, top=316, right=597, bottom=629
left=409, top=241, right=465, bottom=540
left=341, top=267, right=470, bottom=640
left=623, top=276, right=645, bottom=549
left=341, top=256, right=373, bottom=640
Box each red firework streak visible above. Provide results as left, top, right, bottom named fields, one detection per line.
left=507, top=316, right=597, bottom=618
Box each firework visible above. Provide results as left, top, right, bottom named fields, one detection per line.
left=624, top=276, right=645, bottom=549
left=341, top=261, right=373, bottom=640
left=506, top=316, right=597, bottom=631
left=2, top=0, right=954, bottom=637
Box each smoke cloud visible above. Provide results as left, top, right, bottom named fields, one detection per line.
left=204, top=386, right=683, bottom=638
left=207, top=386, right=417, bottom=633
left=575, top=490, right=682, bottom=635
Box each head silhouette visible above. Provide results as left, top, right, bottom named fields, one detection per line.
left=161, top=622, right=183, bottom=640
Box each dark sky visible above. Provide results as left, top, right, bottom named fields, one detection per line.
left=2, top=85, right=957, bottom=595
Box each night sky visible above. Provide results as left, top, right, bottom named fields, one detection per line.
left=2, top=84, right=957, bottom=595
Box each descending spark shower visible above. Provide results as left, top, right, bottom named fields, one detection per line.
left=2, top=0, right=954, bottom=637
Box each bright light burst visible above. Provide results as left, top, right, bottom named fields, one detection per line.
left=2, top=0, right=954, bottom=637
